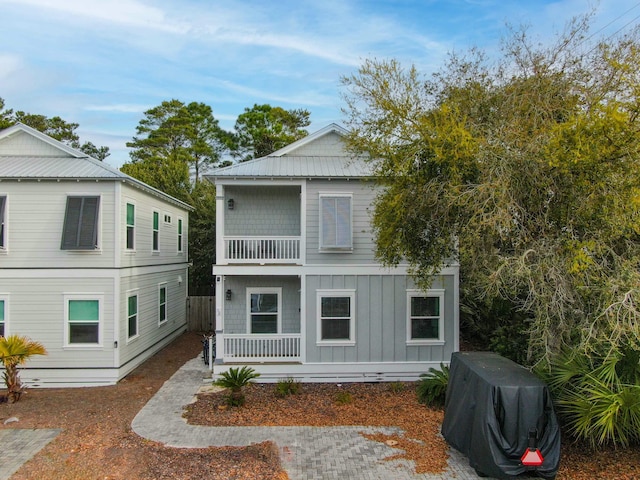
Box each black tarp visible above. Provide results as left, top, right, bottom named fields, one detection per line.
left=441, top=352, right=560, bottom=479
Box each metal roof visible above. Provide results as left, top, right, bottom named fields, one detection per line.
left=0, top=155, right=123, bottom=179
left=207, top=155, right=372, bottom=179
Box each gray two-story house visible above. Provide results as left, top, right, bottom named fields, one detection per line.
left=207, top=124, right=459, bottom=382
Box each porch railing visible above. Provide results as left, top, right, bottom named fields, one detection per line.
left=224, top=236, right=301, bottom=263
left=221, top=334, right=301, bottom=362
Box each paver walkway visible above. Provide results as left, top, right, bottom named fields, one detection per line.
left=0, top=428, right=60, bottom=480
left=132, top=356, right=489, bottom=479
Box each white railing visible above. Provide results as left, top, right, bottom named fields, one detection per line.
left=224, top=236, right=301, bottom=263
left=222, top=334, right=301, bottom=362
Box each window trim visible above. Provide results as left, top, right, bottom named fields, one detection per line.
left=158, top=283, right=168, bottom=326
left=125, top=201, right=136, bottom=251
left=406, top=289, right=445, bottom=345
left=0, top=195, right=7, bottom=252
left=318, top=193, right=353, bottom=252
left=63, top=294, right=103, bottom=348
left=163, top=213, right=172, bottom=224
left=0, top=294, right=8, bottom=337
left=152, top=210, right=160, bottom=252
left=177, top=217, right=184, bottom=254
left=127, top=290, right=139, bottom=341
left=316, top=289, right=356, bottom=346
left=246, top=287, right=282, bottom=334
left=61, top=195, right=101, bottom=251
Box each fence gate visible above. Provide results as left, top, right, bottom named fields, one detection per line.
left=186, top=296, right=215, bottom=332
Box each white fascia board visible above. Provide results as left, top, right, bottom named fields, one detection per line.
left=212, top=264, right=459, bottom=277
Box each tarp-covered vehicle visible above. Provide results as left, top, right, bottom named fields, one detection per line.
left=442, top=352, right=560, bottom=479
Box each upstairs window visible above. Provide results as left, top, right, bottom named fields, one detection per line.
left=126, top=203, right=135, bottom=250
left=152, top=211, right=160, bottom=252
left=319, top=194, right=352, bottom=250
left=0, top=196, right=6, bottom=250
left=61, top=196, right=99, bottom=250
left=177, top=218, right=183, bottom=253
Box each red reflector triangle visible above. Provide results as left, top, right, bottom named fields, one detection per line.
left=521, top=448, right=544, bottom=466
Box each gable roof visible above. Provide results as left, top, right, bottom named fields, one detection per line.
left=207, top=123, right=373, bottom=179
left=0, top=123, right=192, bottom=210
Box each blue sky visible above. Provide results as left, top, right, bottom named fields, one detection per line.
left=1, top=0, right=639, bottom=168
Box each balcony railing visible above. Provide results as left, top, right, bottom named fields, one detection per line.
left=224, top=236, right=301, bottom=263
left=221, top=334, right=301, bottom=362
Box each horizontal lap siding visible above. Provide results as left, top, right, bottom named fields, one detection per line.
left=223, top=276, right=300, bottom=334
left=1, top=277, right=115, bottom=368
left=0, top=182, right=116, bottom=268
left=118, top=267, right=188, bottom=366
left=305, top=180, right=377, bottom=265
left=305, top=274, right=456, bottom=365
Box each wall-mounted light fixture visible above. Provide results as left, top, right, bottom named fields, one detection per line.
left=225, top=289, right=232, bottom=300
left=227, top=198, right=235, bottom=210
left=177, top=275, right=183, bottom=285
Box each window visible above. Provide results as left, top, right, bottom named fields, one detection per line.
left=66, top=297, right=101, bottom=345
left=317, top=290, right=356, bottom=344
left=163, top=214, right=172, bottom=224
left=126, top=203, right=135, bottom=250
left=127, top=293, right=138, bottom=339
left=61, top=196, right=100, bottom=250
left=0, top=195, right=6, bottom=250
left=247, top=288, right=281, bottom=334
left=177, top=218, right=183, bottom=253
left=0, top=297, right=6, bottom=336
left=407, top=290, right=445, bottom=344
left=152, top=211, right=159, bottom=251
left=158, top=284, right=167, bottom=325
left=319, top=194, right=352, bottom=250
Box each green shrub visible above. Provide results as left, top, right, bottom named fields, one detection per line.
left=416, top=363, right=449, bottom=407
left=275, top=377, right=302, bottom=397
left=214, top=366, right=260, bottom=407
left=544, top=346, right=640, bottom=447
left=335, top=391, right=353, bottom=404
left=388, top=381, right=406, bottom=393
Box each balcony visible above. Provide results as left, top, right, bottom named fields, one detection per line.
left=221, top=334, right=301, bottom=362
left=224, top=236, right=301, bottom=264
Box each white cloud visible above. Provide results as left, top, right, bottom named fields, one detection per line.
left=0, top=54, right=23, bottom=80
left=84, top=104, right=151, bottom=113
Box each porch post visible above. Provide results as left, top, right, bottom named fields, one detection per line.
left=215, top=275, right=224, bottom=363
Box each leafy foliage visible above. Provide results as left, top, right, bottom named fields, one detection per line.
left=214, top=366, right=260, bottom=407
left=0, top=335, right=47, bottom=403
left=342, top=16, right=640, bottom=365
left=230, top=104, right=310, bottom=161
left=0, top=97, right=110, bottom=160
left=274, top=377, right=302, bottom=397
left=542, top=346, right=640, bottom=447
left=416, top=363, right=449, bottom=407
left=334, top=390, right=353, bottom=405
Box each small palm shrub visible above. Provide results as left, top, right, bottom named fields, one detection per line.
left=417, top=363, right=450, bottom=407
left=275, top=377, right=302, bottom=397
left=0, top=335, right=47, bottom=403
left=543, top=346, right=640, bottom=447
left=214, top=366, right=260, bottom=407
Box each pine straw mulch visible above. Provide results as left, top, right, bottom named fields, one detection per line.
left=185, top=381, right=640, bottom=480
left=0, top=332, right=287, bottom=480
left=185, top=382, right=448, bottom=474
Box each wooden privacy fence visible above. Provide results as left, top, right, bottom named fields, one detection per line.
left=186, top=296, right=215, bottom=332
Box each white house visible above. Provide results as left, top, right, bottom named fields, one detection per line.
left=0, top=123, right=191, bottom=387
left=206, top=124, right=459, bottom=382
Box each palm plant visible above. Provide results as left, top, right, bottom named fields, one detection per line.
left=214, top=366, right=260, bottom=406
left=417, top=363, right=450, bottom=407
left=0, top=335, right=47, bottom=403
left=544, top=346, right=640, bottom=447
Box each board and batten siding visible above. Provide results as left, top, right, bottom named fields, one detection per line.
left=119, top=184, right=189, bottom=268
left=305, top=180, right=377, bottom=265
left=118, top=266, right=188, bottom=367
left=0, top=181, right=117, bottom=268
left=222, top=276, right=300, bottom=334
left=223, top=185, right=301, bottom=237
left=0, top=276, right=116, bottom=369
left=304, top=274, right=456, bottom=365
